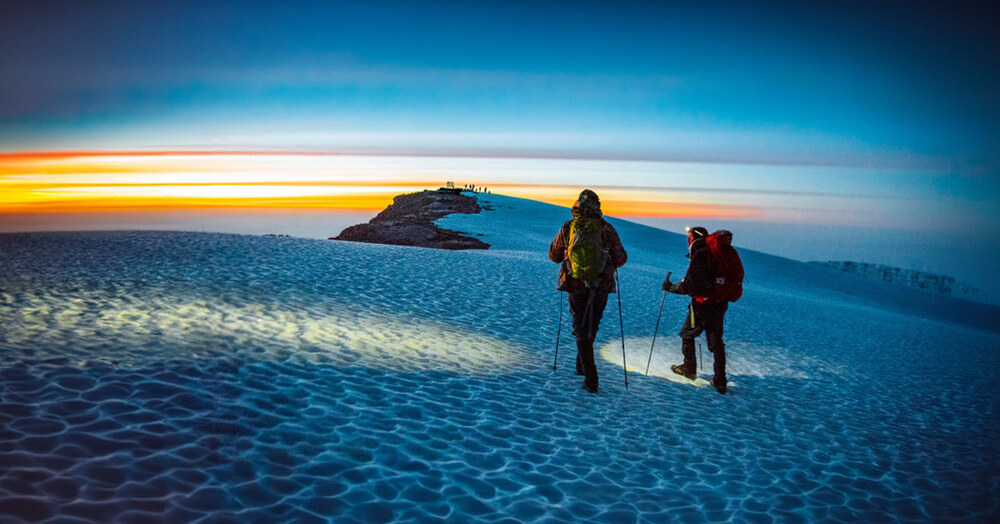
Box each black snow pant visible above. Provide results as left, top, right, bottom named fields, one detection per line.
left=569, top=288, right=609, bottom=390
left=678, top=301, right=728, bottom=382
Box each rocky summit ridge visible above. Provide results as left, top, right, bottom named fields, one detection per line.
left=333, top=190, right=490, bottom=250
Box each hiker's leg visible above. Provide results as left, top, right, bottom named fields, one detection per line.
left=680, top=338, right=696, bottom=370
left=576, top=337, right=597, bottom=389
left=579, top=292, right=609, bottom=389
left=677, top=303, right=704, bottom=371
left=707, top=330, right=726, bottom=382
left=568, top=292, right=589, bottom=375
left=587, top=291, right=609, bottom=337
left=705, top=304, right=728, bottom=382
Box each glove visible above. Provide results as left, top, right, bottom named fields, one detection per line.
left=663, top=278, right=682, bottom=294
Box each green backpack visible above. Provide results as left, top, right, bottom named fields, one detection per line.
left=567, top=217, right=608, bottom=284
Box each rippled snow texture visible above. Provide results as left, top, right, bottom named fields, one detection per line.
left=2, top=197, right=999, bottom=522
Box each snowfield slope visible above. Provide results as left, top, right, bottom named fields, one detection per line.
left=1, top=193, right=998, bottom=523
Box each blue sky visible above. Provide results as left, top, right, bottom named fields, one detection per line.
left=3, top=1, right=996, bottom=165
left=2, top=1, right=999, bottom=286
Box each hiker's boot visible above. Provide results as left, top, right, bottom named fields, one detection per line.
left=671, top=364, right=697, bottom=381
left=711, top=376, right=728, bottom=394
left=581, top=379, right=598, bottom=394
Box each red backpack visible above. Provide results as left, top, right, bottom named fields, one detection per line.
left=695, top=230, right=744, bottom=304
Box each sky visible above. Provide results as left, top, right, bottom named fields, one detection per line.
left=1, top=1, right=998, bottom=286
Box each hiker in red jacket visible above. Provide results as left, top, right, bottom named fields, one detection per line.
left=663, top=226, right=729, bottom=394
left=549, top=190, right=628, bottom=393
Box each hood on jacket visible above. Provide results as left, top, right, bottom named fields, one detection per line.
left=572, top=189, right=602, bottom=218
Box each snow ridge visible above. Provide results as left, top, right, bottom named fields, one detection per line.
left=1, top=194, right=998, bottom=522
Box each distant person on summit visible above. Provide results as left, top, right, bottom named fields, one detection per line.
left=662, top=227, right=743, bottom=394
left=549, top=189, right=627, bottom=393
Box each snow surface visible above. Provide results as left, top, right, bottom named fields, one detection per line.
left=1, top=193, right=998, bottom=522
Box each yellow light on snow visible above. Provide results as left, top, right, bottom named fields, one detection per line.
left=1, top=288, right=528, bottom=374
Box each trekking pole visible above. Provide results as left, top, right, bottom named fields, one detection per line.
left=645, top=271, right=671, bottom=375
left=553, top=292, right=563, bottom=371
left=699, top=342, right=703, bottom=373
left=615, top=269, right=628, bottom=390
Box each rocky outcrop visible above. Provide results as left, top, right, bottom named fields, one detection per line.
left=333, top=190, right=490, bottom=250
left=810, top=261, right=980, bottom=299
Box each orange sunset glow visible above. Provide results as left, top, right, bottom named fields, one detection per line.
left=0, top=150, right=764, bottom=219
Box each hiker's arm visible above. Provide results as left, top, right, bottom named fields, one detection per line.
left=548, top=223, right=568, bottom=263
left=676, top=249, right=713, bottom=295
left=605, top=223, right=628, bottom=268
